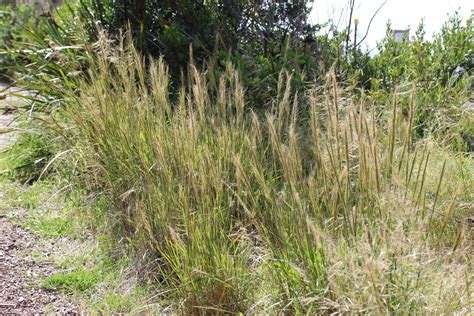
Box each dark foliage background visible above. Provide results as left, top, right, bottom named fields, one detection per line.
left=87, top=0, right=342, bottom=105
left=1, top=0, right=472, bottom=139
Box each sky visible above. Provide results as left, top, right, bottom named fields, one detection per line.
left=309, top=0, right=473, bottom=52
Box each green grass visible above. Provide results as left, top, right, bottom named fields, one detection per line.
left=6, top=183, right=46, bottom=209
left=96, top=288, right=154, bottom=313
left=23, top=213, right=73, bottom=238
left=59, top=42, right=472, bottom=314
left=3, top=131, right=54, bottom=184
left=48, top=243, right=157, bottom=313
left=42, top=268, right=101, bottom=293
left=0, top=170, right=155, bottom=313
left=1, top=16, right=471, bottom=312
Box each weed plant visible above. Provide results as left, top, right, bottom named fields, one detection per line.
left=4, top=131, right=53, bottom=183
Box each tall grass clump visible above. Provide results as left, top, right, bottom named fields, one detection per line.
left=67, top=39, right=472, bottom=313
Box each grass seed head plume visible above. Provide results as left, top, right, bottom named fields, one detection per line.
left=67, top=38, right=472, bottom=314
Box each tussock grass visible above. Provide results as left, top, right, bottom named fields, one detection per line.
left=67, top=41, right=472, bottom=313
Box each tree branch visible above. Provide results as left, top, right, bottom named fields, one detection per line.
left=345, top=0, right=356, bottom=59
left=355, top=0, right=387, bottom=48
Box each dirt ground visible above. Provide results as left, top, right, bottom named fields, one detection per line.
left=0, top=82, right=78, bottom=314
left=0, top=216, right=78, bottom=314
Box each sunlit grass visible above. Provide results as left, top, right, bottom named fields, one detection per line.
left=63, top=41, right=472, bottom=313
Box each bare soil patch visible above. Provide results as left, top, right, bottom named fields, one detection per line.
left=0, top=216, right=78, bottom=314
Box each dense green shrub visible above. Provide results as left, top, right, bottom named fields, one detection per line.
left=362, top=14, right=473, bottom=139
left=84, top=0, right=344, bottom=106
left=0, top=4, right=35, bottom=78
left=371, top=15, right=472, bottom=90
left=0, top=1, right=95, bottom=107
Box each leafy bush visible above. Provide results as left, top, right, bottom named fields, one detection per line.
left=362, top=14, right=473, bottom=139
left=0, top=1, right=94, bottom=108
left=0, top=4, right=35, bottom=78
left=84, top=0, right=344, bottom=106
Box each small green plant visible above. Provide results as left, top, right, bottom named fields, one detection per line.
left=5, top=132, right=54, bottom=183
left=91, top=285, right=154, bottom=313
left=42, top=268, right=101, bottom=293
left=24, top=214, right=73, bottom=238
left=2, top=181, right=50, bottom=209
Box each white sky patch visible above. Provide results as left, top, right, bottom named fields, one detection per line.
left=309, top=0, right=473, bottom=52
